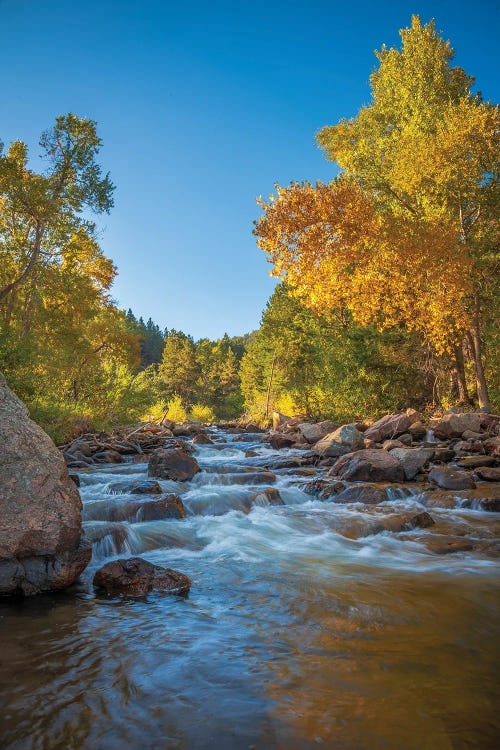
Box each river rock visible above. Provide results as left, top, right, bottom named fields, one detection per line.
left=432, top=413, right=482, bottom=439
left=474, top=467, right=500, bottom=482
left=331, top=483, right=387, bottom=504
left=224, top=472, right=277, bottom=485
left=136, top=494, right=187, bottom=521
left=269, top=433, right=297, bottom=449
left=0, top=374, right=91, bottom=595
left=298, top=421, right=339, bottom=445
left=428, top=466, right=476, bottom=490
left=433, top=448, right=456, bottom=463
left=389, top=447, right=434, bottom=480
left=423, top=537, right=474, bottom=555
left=336, top=511, right=434, bottom=538
left=93, top=449, right=124, bottom=463
left=462, top=430, right=487, bottom=441
left=408, top=422, right=427, bottom=440
left=457, top=456, right=497, bottom=469
left=249, top=488, right=284, bottom=507
left=304, top=478, right=345, bottom=498
left=314, top=424, right=364, bottom=457
left=383, top=439, right=405, bottom=451
left=243, top=422, right=265, bottom=433
left=333, top=449, right=405, bottom=483
left=192, top=433, right=213, bottom=445
left=148, top=448, right=201, bottom=481
left=484, top=437, right=500, bottom=456
left=416, top=491, right=458, bottom=510
left=364, top=409, right=421, bottom=442
left=272, top=411, right=292, bottom=431
left=130, top=480, right=163, bottom=494
left=93, top=557, right=190, bottom=597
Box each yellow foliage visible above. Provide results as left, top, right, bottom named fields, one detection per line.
left=255, top=179, right=472, bottom=354
left=165, top=394, right=187, bottom=423
left=188, top=404, right=216, bottom=423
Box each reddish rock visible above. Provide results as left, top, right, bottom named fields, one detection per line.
left=93, top=557, right=190, bottom=597
left=192, top=433, right=213, bottom=445
left=136, top=494, right=187, bottom=521
left=484, top=437, right=500, bottom=456
left=249, top=488, right=284, bottom=508
left=0, top=374, right=90, bottom=595
left=364, top=409, right=421, bottom=442
left=424, top=538, right=474, bottom=555
left=148, top=448, right=201, bottom=481
left=475, top=467, right=500, bottom=482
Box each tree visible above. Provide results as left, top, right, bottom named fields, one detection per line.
left=256, top=17, right=499, bottom=409
left=0, top=114, right=114, bottom=305
left=240, top=284, right=433, bottom=420
left=158, top=331, right=200, bottom=406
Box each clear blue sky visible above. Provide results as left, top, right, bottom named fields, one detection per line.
left=1, top=0, right=498, bottom=339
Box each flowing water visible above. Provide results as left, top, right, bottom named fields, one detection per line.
left=1, top=430, right=499, bottom=749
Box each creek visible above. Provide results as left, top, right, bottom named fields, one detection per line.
left=1, top=429, right=499, bottom=749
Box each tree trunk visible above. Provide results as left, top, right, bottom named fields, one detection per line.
left=265, top=350, right=278, bottom=419
left=0, top=224, right=44, bottom=302
left=453, top=345, right=470, bottom=404
left=468, top=294, right=490, bottom=411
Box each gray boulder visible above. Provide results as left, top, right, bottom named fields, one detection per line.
left=314, top=423, right=364, bottom=457
left=389, top=447, right=434, bottom=480
left=298, top=420, right=339, bottom=444
left=432, top=413, right=482, bottom=439
left=428, top=466, right=476, bottom=491
left=0, top=374, right=91, bottom=595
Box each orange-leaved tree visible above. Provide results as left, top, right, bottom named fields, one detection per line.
left=255, top=16, right=499, bottom=408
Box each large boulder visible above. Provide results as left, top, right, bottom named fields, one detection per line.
left=364, top=409, right=421, bottom=443
left=93, top=557, right=190, bottom=597
left=148, top=448, right=201, bottom=481
left=432, top=413, right=482, bottom=439
left=389, top=447, right=435, bottom=480
left=0, top=374, right=91, bottom=595
left=314, top=424, right=364, bottom=457
left=332, top=448, right=405, bottom=483
left=298, top=420, right=339, bottom=445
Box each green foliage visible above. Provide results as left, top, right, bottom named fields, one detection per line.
left=0, top=116, right=150, bottom=441
left=241, top=284, right=437, bottom=422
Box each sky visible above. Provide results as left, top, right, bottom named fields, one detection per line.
left=1, top=0, right=498, bottom=339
